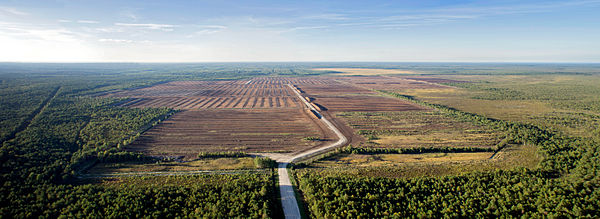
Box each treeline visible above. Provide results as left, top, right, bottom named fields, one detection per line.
left=0, top=63, right=328, bottom=82
left=196, top=152, right=277, bottom=169
left=198, top=151, right=248, bottom=159
left=296, top=169, right=599, bottom=218
left=1, top=174, right=279, bottom=218
left=254, top=157, right=277, bottom=169
left=338, top=145, right=493, bottom=155
left=296, top=146, right=495, bottom=166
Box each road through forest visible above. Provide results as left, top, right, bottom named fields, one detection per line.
left=270, top=84, right=349, bottom=219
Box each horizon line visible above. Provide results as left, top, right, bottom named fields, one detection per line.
left=1, top=61, right=599, bottom=64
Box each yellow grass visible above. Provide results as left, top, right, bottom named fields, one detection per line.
left=492, top=144, right=542, bottom=168
left=381, top=153, right=492, bottom=163
left=374, top=132, right=495, bottom=146
left=313, top=68, right=415, bottom=75
left=320, top=152, right=493, bottom=168
left=307, top=144, right=541, bottom=178
left=445, top=74, right=578, bottom=84
left=88, top=157, right=256, bottom=174
left=399, top=88, right=553, bottom=121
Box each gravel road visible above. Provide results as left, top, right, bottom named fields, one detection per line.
left=269, top=84, right=349, bottom=219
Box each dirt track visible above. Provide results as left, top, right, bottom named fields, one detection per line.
left=270, top=84, right=350, bottom=219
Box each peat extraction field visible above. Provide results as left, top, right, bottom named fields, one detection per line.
left=127, top=108, right=328, bottom=159
left=105, top=77, right=336, bottom=109
left=108, top=77, right=337, bottom=160
left=297, top=77, right=427, bottom=112
left=109, top=75, right=442, bottom=161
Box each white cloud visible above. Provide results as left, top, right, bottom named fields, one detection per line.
left=90, top=26, right=124, bottom=33
left=430, top=0, right=600, bottom=15
left=190, top=29, right=221, bottom=35
left=119, top=9, right=139, bottom=21
left=276, top=25, right=328, bottom=34
left=99, top=38, right=134, bottom=43
left=115, top=22, right=176, bottom=31
left=0, top=21, right=98, bottom=62
left=98, top=38, right=151, bottom=44
left=306, top=0, right=600, bottom=30
left=303, top=13, right=349, bottom=20
left=77, top=20, right=99, bottom=24
left=198, top=25, right=227, bottom=29
left=186, top=25, right=227, bottom=37
left=0, top=7, right=28, bottom=16
left=0, top=22, right=81, bottom=42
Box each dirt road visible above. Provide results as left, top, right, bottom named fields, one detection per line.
left=268, top=84, right=349, bottom=219
left=278, top=162, right=301, bottom=219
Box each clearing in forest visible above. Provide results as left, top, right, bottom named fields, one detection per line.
left=336, top=111, right=504, bottom=149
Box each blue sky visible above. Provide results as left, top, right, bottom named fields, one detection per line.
left=0, top=0, right=599, bottom=62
